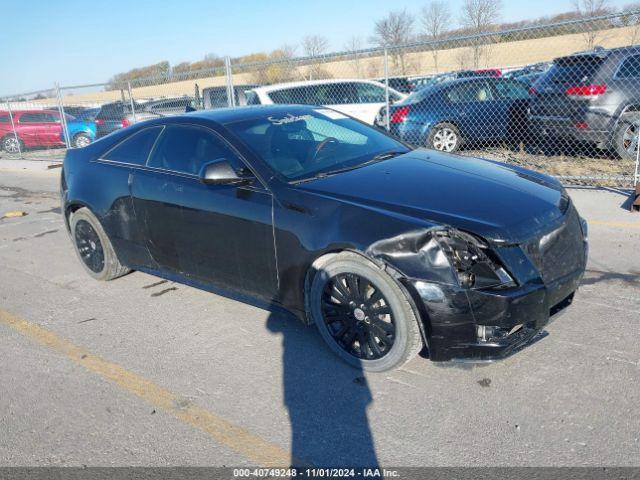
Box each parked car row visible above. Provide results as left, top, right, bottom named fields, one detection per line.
left=377, top=45, right=640, bottom=161
left=0, top=95, right=201, bottom=152
left=6, top=45, right=638, bottom=161
left=0, top=109, right=96, bottom=152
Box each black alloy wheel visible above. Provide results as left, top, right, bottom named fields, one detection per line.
left=321, top=273, right=396, bottom=360
left=74, top=219, right=105, bottom=273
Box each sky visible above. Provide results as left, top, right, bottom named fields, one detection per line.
left=0, top=0, right=632, bottom=96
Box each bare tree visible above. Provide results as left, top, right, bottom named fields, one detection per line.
left=421, top=0, right=451, bottom=72
left=573, top=0, right=611, bottom=48
left=302, top=35, right=330, bottom=80
left=344, top=36, right=365, bottom=77
left=248, top=45, right=300, bottom=85
left=460, top=0, right=502, bottom=68
left=371, top=9, right=415, bottom=74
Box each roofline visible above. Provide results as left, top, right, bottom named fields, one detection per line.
left=252, top=78, right=400, bottom=93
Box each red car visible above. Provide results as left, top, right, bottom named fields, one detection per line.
left=0, top=109, right=96, bottom=153
left=475, top=68, right=502, bottom=77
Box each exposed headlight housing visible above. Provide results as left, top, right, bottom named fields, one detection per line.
left=433, top=229, right=516, bottom=290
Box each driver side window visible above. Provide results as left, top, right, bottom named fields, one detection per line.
left=148, top=125, right=242, bottom=175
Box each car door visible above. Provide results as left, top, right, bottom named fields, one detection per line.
left=444, top=80, right=502, bottom=141
left=97, top=125, right=165, bottom=268
left=16, top=112, right=47, bottom=147
left=491, top=79, right=530, bottom=141
left=131, top=124, right=278, bottom=299
left=40, top=112, right=64, bottom=145
left=612, top=53, right=640, bottom=116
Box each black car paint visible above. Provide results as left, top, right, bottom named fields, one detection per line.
left=61, top=105, right=587, bottom=362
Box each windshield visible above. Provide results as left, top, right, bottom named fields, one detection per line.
left=225, top=108, right=409, bottom=182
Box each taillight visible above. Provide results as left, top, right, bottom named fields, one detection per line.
left=528, top=87, right=537, bottom=96
left=95, top=118, right=104, bottom=125
left=390, top=106, right=410, bottom=124
left=121, top=118, right=130, bottom=128
left=565, top=84, right=607, bottom=97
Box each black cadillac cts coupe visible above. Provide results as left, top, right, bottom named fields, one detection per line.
left=61, top=105, right=588, bottom=371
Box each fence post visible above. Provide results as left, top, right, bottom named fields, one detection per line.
left=225, top=56, right=236, bottom=108
left=127, top=82, right=137, bottom=123
left=384, top=48, right=390, bottom=131
left=6, top=101, right=22, bottom=158
left=55, top=83, right=71, bottom=149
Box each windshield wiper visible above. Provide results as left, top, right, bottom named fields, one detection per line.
left=291, top=150, right=407, bottom=184
left=369, top=150, right=407, bottom=161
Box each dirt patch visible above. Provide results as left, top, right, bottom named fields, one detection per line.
left=464, top=146, right=636, bottom=187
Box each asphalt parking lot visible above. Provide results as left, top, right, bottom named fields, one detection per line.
left=0, top=168, right=639, bottom=467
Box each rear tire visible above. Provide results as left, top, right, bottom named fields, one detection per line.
left=69, top=207, right=130, bottom=281
left=307, top=252, right=422, bottom=372
left=613, top=112, right=640, bottom=161
left=427, top=123, right=462, bottom=153
left=73, top=133, right=92, bottom=148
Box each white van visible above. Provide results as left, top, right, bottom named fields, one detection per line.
left=246, top=79, right=405, bottom=125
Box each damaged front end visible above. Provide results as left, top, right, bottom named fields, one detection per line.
left=366, top=210, right=587, bottom=362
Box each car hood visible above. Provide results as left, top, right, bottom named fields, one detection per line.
left=297, top=149, right=566, bottom=245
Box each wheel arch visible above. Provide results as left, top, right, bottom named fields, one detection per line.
left=426, top=119, right=464, bottom=147
left=64, top=202, right=104, bottom=236
left=302, top=248, right=431, bottom=352
left=610, top=104, right=640, bottom=139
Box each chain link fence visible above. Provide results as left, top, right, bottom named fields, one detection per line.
left=1, top=10, right=640, bottom=188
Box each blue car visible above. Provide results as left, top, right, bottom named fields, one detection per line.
left=63, top=113, right=97, bottom=148
left=380, top=77, right=530, bottom=152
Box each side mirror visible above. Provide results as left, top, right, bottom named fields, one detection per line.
left=199, top=159, right=252, bottom=186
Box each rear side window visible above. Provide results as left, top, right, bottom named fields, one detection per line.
left=148, top=125, right=242, bottom=175
left=269, top=87, right=311, bottom=104
left=616, top=55, right=640, bottom=79
left=0, top=115, right=9, bottom=123
left=245, top=91, right=261, bottom=105
left=103, top=126, right=163, bottom=165
left=151, top=98, right=193, bottom=110
left=446, top=81, right=494, bottom=103
left=355, top=83, right=386, bottom=103
left=269, top=84, right=359, bottom=105
left=493, top=79, right=529, bottom=100
left=97, top=103, right=125, bottom=119
left=314, top=83, right=357, bottom=105
left=19, top=112, right=49, bottom=123
left=545, top=55, right=604, bottom=84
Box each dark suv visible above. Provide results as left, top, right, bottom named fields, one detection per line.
left=529, top=46, right=640, bottom=160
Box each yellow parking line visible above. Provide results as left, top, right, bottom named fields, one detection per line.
left=587, top=220, right=640, bottom=229
left=0, top=309, right=294, bottom=467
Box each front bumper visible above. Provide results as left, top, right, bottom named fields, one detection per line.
left=407, top=209, right=587, bottom=362
left=412, top=268, right=582, bottom=362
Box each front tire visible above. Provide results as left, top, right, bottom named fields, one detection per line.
left=613, top=112, right=640, bottom=161
left=427, top=122, right=461, bottom=152
left=307, top=252, right=422, bottom=372
left=69, top=207, right=130, bottom=281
